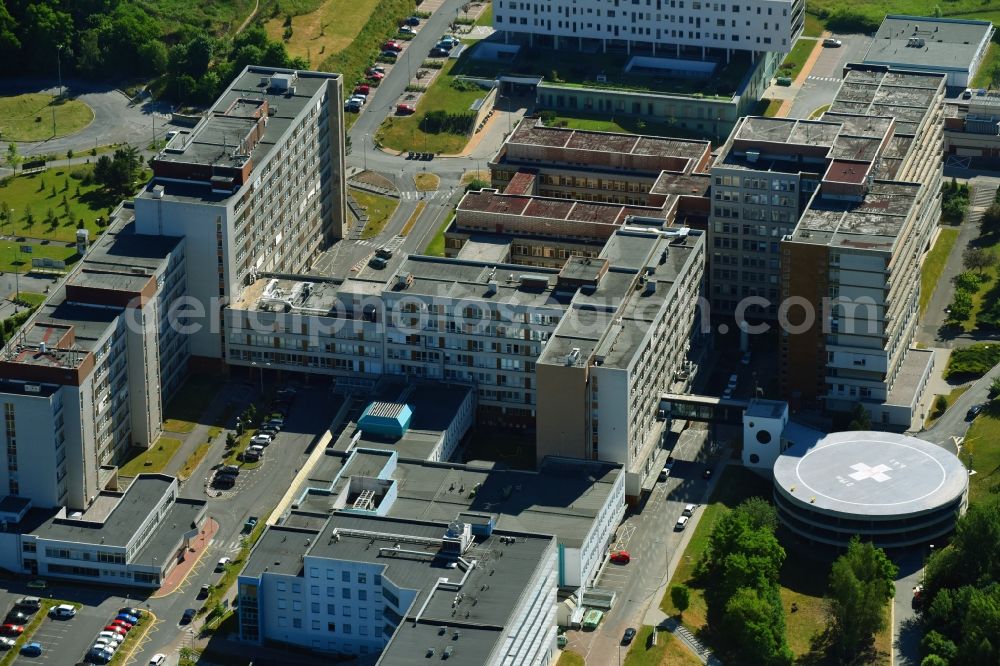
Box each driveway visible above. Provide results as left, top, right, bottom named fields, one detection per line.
left=789, top=32, right=874, bottom=118
left=892, top=548, right=925, bottom=666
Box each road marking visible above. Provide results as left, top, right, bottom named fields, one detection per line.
left=807, top=75, right=842, bottom=83
left=117, top=610, right=160, bottom=666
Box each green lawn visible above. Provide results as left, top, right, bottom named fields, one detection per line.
left=778, top=38, right=818, bottom=82
left=133, top=0, right=257, bottom=37
left=0, top=166, right=115, bottom=242
left=973, top=42, right=1000, bottom=89
left=624, top=626, right=701, bottom=666
left=423, top=212, right=454, bottom=256
left=556, top=651, right=585, bottom=666
left=926, top=385, right=971, bottom=427
left=118, top=437, right=183, bottom=477
left=803, top=13, right=825, bottom=37
left=0, top=241, right=78, bottom=273
left=376, top=58, right=489, bottom=154
left=179, top=442, right=211, bottom=480
left=0, top=94, right=94, bottom=142
left=543, top=113, right=718, bottom=140
left=265, top=0, right=381, bottom=63
left=963, top=402, right=1000, bottom=505
left=12, top=291, right=45, bottom=307
left=945, top=342, right=1000, bottom=380
left=475, top=3, right=493, bottom=26
left=351, top=189, right=400, bottom=239
left=658, top=465, right=834, bottom=661
left=759, top=98, right=783, bottom=117
left=921, top=227, right=960, bottom=315
left=808, top=0, right=1000, bottom=26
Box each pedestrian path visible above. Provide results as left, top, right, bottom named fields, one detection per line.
left=151, top=517, right=219, bottom=598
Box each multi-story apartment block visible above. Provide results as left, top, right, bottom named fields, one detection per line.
left=134, top=66, right=347, bottom=361
left=779, top=67, right=945, bottom=427
left=0, top=212, right=187, bottom=511
left=494, top=0, right=804, bottom=55
left=238, top=513, right=559, bottom=664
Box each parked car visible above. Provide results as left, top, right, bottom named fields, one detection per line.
left=5, top=611, right=27, bottom=624
left=93, top=639, right=118, bottom=652
left=1, top=624, right=24, bottom=635
left=434, top=40, right=454, bottom=51
left=353, top=84, right=370, bottom=96
left=15, top=597, right=41, bottom=611
left=217, top=557, right=232, bottom=572
left=89, top=649, right=114, bottom=664
left=741, top=351, right=752, bottom=365
left=397, top=103, right=416, bottom=115
left=181, top=608, right=196, bottom=624
left=213, top=474, right=236, bottom=489
left=366, top=71, right=385, bottom=81
left=404, top=15, right=421, bottom=25
left=912, top=584, right=924, bottom=609
left=267, top=416, right=285, bottom=428
left=369, top=255, right=388, bottom=269
left=726, top=373, right=738, bottom=389
left=380, top=50, right=398, bottom=60
left=199, top=584, right=210, bottom=599
left=20, top=642, right=42, bottom=657
left=116, top=612, right=138, bottom=624
left=967, top=404, right=985, bottom=420
left=658, top=466, right=670, bottom=481
left=609, top=550, right=630, bottom=564
left=119, top=607, right=143, bottom=619
left=682, top=503, right=696, bottom=517
left=429, top=47, right=450, bottom=58
left=0, top=637, right=14, bottom=649
left=110, top=619, right=133, bottom=630
left=962, top=88, right=973, bottom=100
left=97, top=631, right=125, bottom=644
left=103, top=625, right=127, bottom=635
left=398, top=25, right=416, bottom=34
left=382, top=40, right=403, bottom=52
left=25, top=580, right=46, bottom=590
left=348, top=95, right=367, bottom=106
left=243, top=516, right=259, bottom=533
left=622, top=627, right=637, bottom=645
left=675, top=516, right=690, bottom=531
left=345, top=101, right=362, bottom=112
left=51, top=604, right=76, bottom=618
left=220, top=465, right=240, bottom=476
left=822, top=37, right=842, bottom=47
left=150, top=654, right=167, bottom=666
left=439, top=35, right=460, bottom=47
left=366, top=66, right=386, bottom=75
left=251, top=434, right=272, bottom=446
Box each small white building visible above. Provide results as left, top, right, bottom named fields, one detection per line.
left=863, top=15, right=994, bottom=88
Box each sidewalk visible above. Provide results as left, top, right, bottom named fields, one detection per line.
left=152, top=517, right=219, bottom=598
left=773, top=32, right=828, bottom=119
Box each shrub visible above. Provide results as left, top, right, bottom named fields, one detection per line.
left=420, top=109, right=474, bottom=135
left=955, top=271, right=986, bottom=293
left=825, top=9, right=880, bottom=34
left=946, top=343, right=1000, bottom=379
left=450, top=77, right=480, bottom=92
left=948, top=289, right=973, bottom=321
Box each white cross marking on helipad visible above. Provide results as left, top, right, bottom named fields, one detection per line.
left=849, top=462, right=892, bottom=482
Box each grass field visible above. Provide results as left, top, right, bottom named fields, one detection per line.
left=555, top=650, right=585, bottom=666
left=808, top=104, right=831, bottom=119
left=779, top=39, right=818, bottom=82
left=624, top=626, right=702, bottom=666
left=423, top=212, right=454, bottom=256
left=162, top=374, right=224, bottom=434
left=12, top=291, right=45, bottom=307
left=973, top=42, right=1000, bottom=89
left=266, top=0, right=381, bottom=64
left=759, top=98, right=783, bottom=117
left=352, top=189, right=399, bottom=238
left=179, top=442, right=211, bottom=480
left=414, top=173, right=439, bottom=191
left=475, top=3, right=494, bottom=26
left=808, top=0, right=1000, bottom=24
left=963, top=402, right=1000, bottom=505
left=0, top=241, right=78, bottom=273
left=945, top=342, right=1000, bottom=380
left=0, top=94, right=94, bottom=142
left=0, top=165, right=114, bottom=242
left=376, top=59, right=489, bottom=154
left=133, top=0, right=257, bottom=37
left=118, top=437, right=183, bottom=477
left=659, top=466, right=834, bottom=662
left=544, top=113, right=717, bottom=140
left=925, top=385, right=970, bottom=427
left=920, top=227, right=960, bottom=315
left=803, top=12, right=825, bottom=37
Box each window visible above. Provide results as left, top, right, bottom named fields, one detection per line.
left=311, top=602, right=320, bottom=613
left=328, top=622, right=336, bottom=632
left=357, top=573, right=367, bottom=584
left=358, top=590, right=367, bottom=601
left=343, top=624, right=352, bottom=635
left=327, top=587, right=336, bottom=597
left=278, top=616, right=288, bottom=627
left=343, top=606, right=352, bottom=617
left=342, top=588, right=351, bottom=600
left=342, top=571, right=350, bottom=582
left=293, top=618, right=302, bottom=629
left=310, top=567, right=319, bottom=578
left=327, top=603, right=336, bottom=614
left=292, top=601, right=302, bottom=611
left=310, top=585, right=319, bottom=596
left=277, top=599, right=287, bottom=610
left=277, top=582, right=287, bottom=592
left=359, top=608, right=368, bottom=619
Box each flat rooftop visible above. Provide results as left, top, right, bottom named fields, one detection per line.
left=292, top=452, right=622, bottom=550
left=30, top=475, right=187, bottom=547
left=828, top=68, right=945, bottom=135
left=457, top=190, right=673, bottom=232
left=791, top=181, right=920, bottom=251
left=865, top=15, right=993, bottom=73
left=773, top=431, right=968, bottom=518
left=507, top=121, right=710, bottom=161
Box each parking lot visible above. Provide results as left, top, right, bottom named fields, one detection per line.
left=10, top=604, right=106, bottom=665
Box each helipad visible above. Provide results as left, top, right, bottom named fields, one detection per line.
left=772, top=431, right=968, bottom=548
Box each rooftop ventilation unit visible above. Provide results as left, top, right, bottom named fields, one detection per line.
left=486, top=280, right=498, bottom=295
left=565, top=347, right=581, bottom=366
left=746, top=150, right=760, bottom=163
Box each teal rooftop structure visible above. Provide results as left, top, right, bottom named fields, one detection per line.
left=357, top=401, right=412, bottom=438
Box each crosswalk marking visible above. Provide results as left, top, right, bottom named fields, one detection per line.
left=807, top=75, right=842, bottom=83
left=399, top=190, right=448, bottom=201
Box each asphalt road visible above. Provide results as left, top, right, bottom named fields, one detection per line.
left=564, top=426, right=716, bottom=665
left=788, top=32, right=874, bottom=119
left=919, top=360, right=1000, bottom=454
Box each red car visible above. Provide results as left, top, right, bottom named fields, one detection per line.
left=397, top=104, right=416, bottom=115
left=0, top=624, right=23, bottom=635
left=366, top=71, right=385, bottom=81
left=104, top=624, right=128, bottom=635
left=382, top=40, right=403, bottom=52
left=354, top=85, right=371, bottom=96
left=609, top=550, right=631, bottom=564
left=111, top=619, right=133, bottom=629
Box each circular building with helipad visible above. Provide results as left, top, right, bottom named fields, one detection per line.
left=772, top=431, right=968, bottom=548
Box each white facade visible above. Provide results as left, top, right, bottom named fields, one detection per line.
left=494, top=0, right=804, bottom=53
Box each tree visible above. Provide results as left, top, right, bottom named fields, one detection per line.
left=949, top=289, right=974, bottom=321
left=721, top=586, right=793, bottom=666
left=922, top=630, right=959, bottom=663
left=65, top=148, right=73, bottom=167
left=935, top=395, right=948, bottom=415
left=671, top=584, right=690, bottom=618
left=981, top=202, right=1000, bottom=236
left=920, top=656, right=949, bottom=666
left=5, top=142, right=22, bottom=173
left=827, top=537, right=898, bottom=660
left=847, top=403, right=871, bottom=430
left=964, top=246, right=997, bottom=274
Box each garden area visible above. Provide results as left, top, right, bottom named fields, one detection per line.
left=118, top=437, right=183, bottom=477
left=351, top=189, right=400, bottom=239
left=376, top=58, right=489, bottom=154
left=0, top=93, right=94, bottom=142
left=962, top=399, right=1000, bottom=505
left=944, top=342, right=1000, bottom=380
left=778, top=39, right=818, bottom=82
left=423, top=212, right=454, bottom=256
left=659, top=465, right=891, bottom=664
left=945, top=190, right=1000, bottom=331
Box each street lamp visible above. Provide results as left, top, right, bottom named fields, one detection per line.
left=56, top=44, right=64, bottom=98
left=363, top=134, right=369, bottom=172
